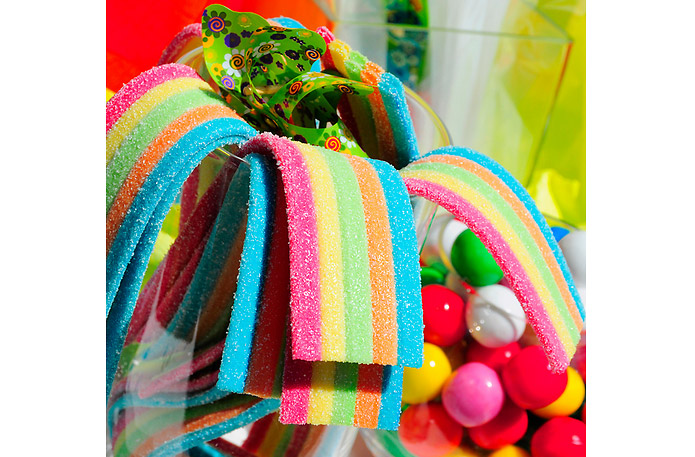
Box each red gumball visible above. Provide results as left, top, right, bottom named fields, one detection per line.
left=398, top=402, right=464, bottom=457
left=468, top=398, right=528, bottom=450
left=466, top=340, right=521, bottom=375
left=422, top=285, right=467, bottom=347
left=502, top=346, right=567, bottom=410
left=531, top=417, right=585, bottom=457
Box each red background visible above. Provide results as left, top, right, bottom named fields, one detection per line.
left=107, top=0, right=328, bottom=91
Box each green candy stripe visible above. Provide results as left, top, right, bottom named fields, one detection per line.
left=407, top=162, right=578, bottom=337
left=271, top=422, right=296, bottom=457
left=322, top=151, right=373, bottom=363
left=106, top=88, right=226, bottom=212
left=113, top=394, right=253, bottom=457
left=329, top=362, right=359, bottom=425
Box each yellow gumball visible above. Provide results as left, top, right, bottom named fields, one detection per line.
left=444, top=446, right=482, bottom=457
left=489, top=445, right=531, bottom=457
left=402, top=343, right=452, bottom=404
left=443, top=446, right=482, bottom=456
left=531, top=367, right=585, bottom=418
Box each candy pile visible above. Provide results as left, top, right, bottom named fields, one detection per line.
left=106, top=5, right=585, bottom=457
left=364, top=216, right=587, bottom=457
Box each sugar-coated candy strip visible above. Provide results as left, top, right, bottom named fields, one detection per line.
left=107, top=102, right=236, bottom=251
left=158, top=23, right=203, bottom=65
left=399, top=147, right=584, bottom=372
left=107, top=78, right=211, bottom=166
left=238, top=134, right=323, bottom=362
left=106, top=117, right=256, bottom=399
left=146, top=400, right=280, bottom=457
left=320, top=37, right=419, bottom=168
left=216, top=154, right=276, bottom=392
left=278, top=357, right=403, bottom=430
left=239, top=185, right=289, bottom=398
left=106, top=88, right=227, bottom=214
left=238, top=134, right=422, bottom=368
left=347, top=155, right=399, bottom=366
left=106, top=63, right=200, bottom=135
left=371, top=159, right=423, bottom=369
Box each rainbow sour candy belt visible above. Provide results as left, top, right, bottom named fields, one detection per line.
left=107, top=9, right=585, bottom=455
left=399, top=147, right=585, bottom=372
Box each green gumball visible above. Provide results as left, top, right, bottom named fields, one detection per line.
left=420, top=266, right=446, bottom=287
left=450, top=230, right=503, bottom=286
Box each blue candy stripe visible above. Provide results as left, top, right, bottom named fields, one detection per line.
left=217, top=154, right=276, bottom=393
left=106, top=118, right=257, bottom=401
left=421, top=146, right=585, bottom=320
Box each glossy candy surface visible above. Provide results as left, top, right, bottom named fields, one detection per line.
left=465, top=340, right=521, bottom=375
left=502, top=346, right=567, bottom=410
left=466, top=285, right=526, bottom=348
left=422, top=285, right=467, bottom=346
left=450, top=229, right=503, bottom=286
left=489, top=445, right=531, bottom=457
left=398, top=402, right=464, bottom=457
left=402, top=343, right=452, bottom=405
left=441, top=362, right=505, bottom=427
left=530, top=417, right=586, bottom=457
left=531, top=367, right=585, bottom=419
left=468, top=398, right=528, bottom=450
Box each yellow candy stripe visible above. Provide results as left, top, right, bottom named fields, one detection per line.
left=297, top=144, right=346, bottom=361
left=400, top=168, right=576, bottom=353
left=306, top=362, right=337, bottom=425
left=105, top=77, right=209, bottom=165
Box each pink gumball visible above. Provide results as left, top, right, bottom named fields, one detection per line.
left=442, top=362, right=505, bottom=427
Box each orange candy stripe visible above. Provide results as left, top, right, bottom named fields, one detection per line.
left=420, top=154, right=583, bottom=331
left=361, top=62, right=396, bottom=166
left=130, top=401, right=256, bottom=457
left=106, top=104, right=239, bottom=254
left=348, top=156, right=398, bottom=365
left=352, top=364, right=383, bottom=428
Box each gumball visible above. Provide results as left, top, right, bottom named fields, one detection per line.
left=444, top=343, right=467, bottom=371
left=421, top=266, right=447, bottom=287
left=558, top=230, right=586, bottom=287
left=465, top=340, right=520, bottom=375
left=489, top=445, right=531, bottom=457
left=502, top=346, right=567, bottom=410
left=422, top=285, right=467, bottom=346
left=466, top=285, right=526, bottom=348
left=398, top=402, right=463, bottom=457
left=443, top=446, right=480, bottom=457
left=444, top=270, right=472, bottom=299
left=531, top=367, right=585, bottom=419
left=550, top=226, right=570, bottom=242
left=439, top=218, right=468, bottom=271
left=403, top=343, right=452, bottom=404
left=530, top=417, right=585, bottom=457
left=468, top=398, right=528, bottom=450
left=442, top=362, right=504, bottom=427
left=450, top=230, right=503, bottom=287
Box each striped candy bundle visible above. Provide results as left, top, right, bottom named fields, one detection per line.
left=399, top=147, right=585, bottom=372
left=211, top=134, right=422, bottom=430
left=318, top=27, right=419, bottom=169
left=106, top=11, right=586, bottom=455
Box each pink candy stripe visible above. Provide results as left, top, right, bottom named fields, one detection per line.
left=106, top=64, right=200, bottom=134
left=158, top=23, right=203, bottom=65
left=403, top=178, right=570, bottom=370
left=279, top=348, right=312, bottom=424
left=240, top=133, right=323, bottom=361
left=138, top=340, right=225, bottom=398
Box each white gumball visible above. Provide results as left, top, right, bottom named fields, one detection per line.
left=465, top=284, right=526, bottom=348
left=420, top=212, right=452, bottom=263
left=558, top=230, right=586, bottom=287
left=438, top=218, right=468, bottom=271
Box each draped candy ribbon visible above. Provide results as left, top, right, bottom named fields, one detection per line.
left=106, top=50, right=584, bottom=454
